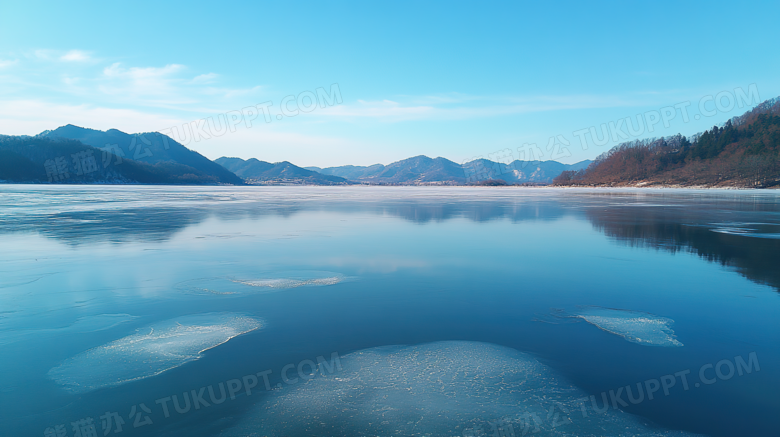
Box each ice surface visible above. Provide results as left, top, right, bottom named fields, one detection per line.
left=48, top=313, right=261, bottom=393
left=577, top=308, right=683, bottom=347
left=0, top=314, right=137, bottom=346
left=68, top=314, right=139, bottom=332
left=222, top=341, right=699, bottom=437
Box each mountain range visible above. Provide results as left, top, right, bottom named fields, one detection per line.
left=306, top=156, right=591, bottom=184
left=0, top=124, right=588, bottom=186
left=6, top=96, right=780, bottom=187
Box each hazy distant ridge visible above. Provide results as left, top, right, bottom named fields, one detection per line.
left=215, top=157, right=349, bottom=185
left=306, top=156, right=591, bottom=184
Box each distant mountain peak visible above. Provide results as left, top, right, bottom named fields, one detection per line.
left=38, top=125, right=243, bottom=185
left=215, top=157, right=348, bottom=185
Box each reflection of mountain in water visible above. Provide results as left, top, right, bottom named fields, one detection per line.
left=372, top=200, right=568, bottom=223
left=23, top=208, right=205, bottom=245
left=0, top=196, right=569, bottom=245
left=3, top=188, right=778, bottom=295
left=585, top=204, right=780, bottom=292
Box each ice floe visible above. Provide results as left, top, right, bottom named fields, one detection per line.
left=47, top=313, right=261, bottom=393
left=576, top=307, right=683, bottom=347
left=221, top=341, right=699, bottom=437
left=175, top=271, right=346, bottom=295
left=233, top=276, right=341, bottom=289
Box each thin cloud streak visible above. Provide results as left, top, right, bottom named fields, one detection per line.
left=0, top=99, right=182, bottom=136
left=315, top=94, right=664, bottom=122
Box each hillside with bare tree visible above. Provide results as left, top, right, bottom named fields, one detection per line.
left=554, top=98, right=780, bottom=188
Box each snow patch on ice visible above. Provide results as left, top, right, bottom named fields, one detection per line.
left=175, top=271, right=347, bottom=295
left=47, top=313, right=261, bottom=393
left=222, top=341, right=699, bottom=437
left=577, top=307, right=683, bottom=347
left=233, top=276, right=342, bottom=289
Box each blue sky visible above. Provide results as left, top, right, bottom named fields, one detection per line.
left=1, top=0, right=778, bottom=167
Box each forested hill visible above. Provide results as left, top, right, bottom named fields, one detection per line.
left=0, top=134, right=244, bottom=185
left=43, top=125, right=243, bottom=185
left=554, top=97, right=780, bottom=188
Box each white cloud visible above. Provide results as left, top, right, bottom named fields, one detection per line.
left=60, top=50, right=91, bottom=62
left=98, top=62, right=192, bottom=104
left=92, top=63, right=263, bottom=108
left=0, top=100, right=182, bottom=136
left=30, top=49, right=91, bottom=62
left=319, top=99, right=436, bottom=121
left=315, top=93, right=666, bottom=122
left=102, top=62, right=185, bottom=81
left=3, top=51, right=267, bottom=112
left=190, top=73, right=218, bottom=84
left=0, top=98, right=363, bottom=167
left=163, top=117, right=372, bottom=166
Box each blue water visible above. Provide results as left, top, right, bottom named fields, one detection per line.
left=0, top=186, right=778, bottom=436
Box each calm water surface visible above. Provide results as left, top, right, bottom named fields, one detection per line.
left=0, top=186, right=778, bottom=437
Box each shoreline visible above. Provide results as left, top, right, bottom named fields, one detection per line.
left=1, top=181, right=778, bottom=190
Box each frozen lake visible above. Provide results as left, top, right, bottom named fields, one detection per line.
left=0, top=186, right=778, bottom=436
